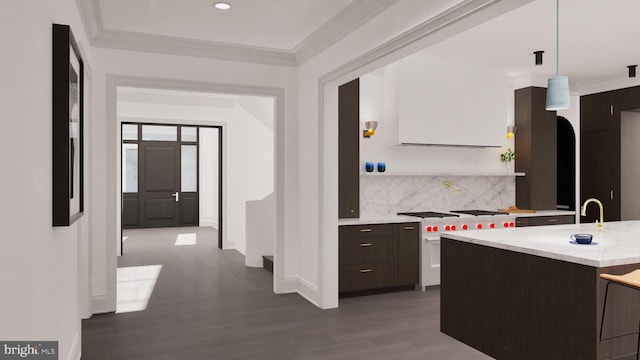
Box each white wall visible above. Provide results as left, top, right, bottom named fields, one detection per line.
left=0, top=1, right=91, bottom=359
left=360, top=67, right=511, bottom=174
left=199, top=127, right=219, bottom=228
left=621, top=111, right=640, bottom=220
left=91, top=47, right=297, bottom=313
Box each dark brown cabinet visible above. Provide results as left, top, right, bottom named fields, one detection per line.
left=579, top=86, right=640, bottom=223
left=514, top=87, right=557, bottom=210
left=338, top=79, right=360, bottom=218
left=515, top=215, right=574, bottom=227
left=339, top=222, right=419, bottom=296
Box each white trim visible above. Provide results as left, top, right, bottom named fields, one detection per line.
left=199, top=217, right=218, bottom=229
left=93, top=30, right=298, bottom=67
left=296, top=277, right=321, bottom=307
left=280, top=277, right=299, bottom=294
left=106, top=75, right=288, bottom=310
left=294, top=0, right=399, bottom=64
left=68, top=332, right=81, bottom=360
left=91, top=294, right=109, bottom=314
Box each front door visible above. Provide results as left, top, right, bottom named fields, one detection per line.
left=122, top=124, right=199, bottom=229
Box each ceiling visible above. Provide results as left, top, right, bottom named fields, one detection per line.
left=409, top=0, right=640, bottom=88
left=81, top=0, right=400, bottom=65
left=81, top=0, right=640, bottom=87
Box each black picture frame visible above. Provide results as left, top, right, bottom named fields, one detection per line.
left=52, top=24, right=84, bottom=226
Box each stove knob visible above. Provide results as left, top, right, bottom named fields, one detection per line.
left=490, top=223, right=495, bottom=229
left=476, top=223, right=483, bottom=229
left=433, top=226, right=439, bottom=232
left=445, top=225, right=451, bottom=231
left=426, top=226, right=432, bottom=232
left=462, top=224, right=468, bottom=230
left=509, top=222, right=515, bottom=227
left=451, top=225, right=457, bottom=231
left=503, top=222, right=509, bottom=228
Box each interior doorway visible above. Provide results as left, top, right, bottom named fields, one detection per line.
left=121, top=123, right=223, bottom=253
left=557, top=116, right=576, bottom=211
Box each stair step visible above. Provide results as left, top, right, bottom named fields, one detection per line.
left=262, top=255, right=274, bottom=274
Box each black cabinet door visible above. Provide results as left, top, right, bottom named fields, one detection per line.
left=338, top=79, right=360, bottom=218
left=397, top=223, right=419, bottom=285
left=580, top=130, right=621, bottom=222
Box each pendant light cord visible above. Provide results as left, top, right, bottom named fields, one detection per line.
left=556, top=0, right=560, bottom=76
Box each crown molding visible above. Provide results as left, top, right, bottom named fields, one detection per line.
left=294, top=0, right=400, bottom=64
left=92, top=29, right=298, bottom=66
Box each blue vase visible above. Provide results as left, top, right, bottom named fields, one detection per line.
left=365, top=162, right=374, bottom=172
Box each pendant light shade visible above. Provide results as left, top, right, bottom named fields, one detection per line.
left=546, top=76, right=570, bottom=110
left=545, top=0, right=569, bottom=111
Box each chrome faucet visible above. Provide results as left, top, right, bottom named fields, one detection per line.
left=580, top=198, right=604, bottom=232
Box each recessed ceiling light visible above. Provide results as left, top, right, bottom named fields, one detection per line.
left=214, top=2, right=231, bottom=10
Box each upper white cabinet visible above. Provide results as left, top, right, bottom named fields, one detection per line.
left=397, top=56, right=508, bottom=147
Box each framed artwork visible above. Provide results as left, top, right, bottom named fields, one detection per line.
left=52, top=24, right=84, bottom=226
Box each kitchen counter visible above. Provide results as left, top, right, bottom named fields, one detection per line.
left=338, top=210, right=575, bottom=227
left=441, top=220, right=638, bottom=267
left=440, top=220, right=640, bottom=360
left=338, top=215, right=419, bottom=226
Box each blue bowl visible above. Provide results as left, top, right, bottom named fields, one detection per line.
left=571, top=233, right=593, bottom=245
left=377, top=162, right=386, bottom=172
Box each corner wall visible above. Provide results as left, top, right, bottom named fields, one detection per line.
left=0, top=1, right=92, bottom=359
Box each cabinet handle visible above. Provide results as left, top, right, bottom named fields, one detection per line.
left=611, top=190, right=614, bottom=200
left=611, top=105, right=615, bottom=115
left=403, top=226, right=415, bottom=230
left=359, top=269, right=373, bottom=273
left=548, top=218, right=558, bottom=223
left=359, top=243, right=373, bottom=247
left=359, top=228, right=373, bottom=232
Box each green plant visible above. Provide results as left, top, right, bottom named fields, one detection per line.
left=500, top=148, right=516, bottom=163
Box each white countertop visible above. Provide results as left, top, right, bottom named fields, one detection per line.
left=441, top=220, right=640, bottom=267
left=338, top=210, right=575, bottom=226
left=338, top=215, right=420, bottom=226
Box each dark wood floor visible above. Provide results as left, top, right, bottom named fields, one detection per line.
left=82, top=227, right=492, bottom=360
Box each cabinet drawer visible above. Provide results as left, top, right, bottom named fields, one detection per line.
left=516, top=215, right=575, bottom=227
left=339, top=262, right=397, bottom=292
left=339, top=223, right=394, bottom=239
left=339, top=236, right=396, bottom=265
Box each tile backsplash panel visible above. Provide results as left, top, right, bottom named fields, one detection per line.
left=360, top=175, right=516, bottom=216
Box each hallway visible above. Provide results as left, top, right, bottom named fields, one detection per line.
left=81, top=227, right=490, bottom=359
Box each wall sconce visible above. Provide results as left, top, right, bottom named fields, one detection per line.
left=507, top=125, right=517, bottom=139
left=363, top=121, right=378, bottom=138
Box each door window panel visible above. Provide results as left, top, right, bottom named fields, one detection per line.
left=122, top=143, right=138, bottom=193
left=181, top=127, right=197, bottom=142
left=142, top=125, right=177, bottom=141
left=181, top=145, right=197, bottom=192
left=122, top=124, right=138, bottom=140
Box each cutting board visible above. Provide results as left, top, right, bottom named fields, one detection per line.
left=498, top=208, right=536, bottom=213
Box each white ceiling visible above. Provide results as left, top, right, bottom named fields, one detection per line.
left=99, top=0, right=353, bottom=50
left=82, top=0, right=640, bottom=86
left=413, top=0, right=640, bottom=87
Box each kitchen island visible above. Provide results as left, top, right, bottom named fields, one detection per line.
left=440, top=221, right=640, bottom=360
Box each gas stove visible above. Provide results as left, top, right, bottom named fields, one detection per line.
left=398, top=209, right=515, bottom=238
left=398, top=209, right=516, bottom=289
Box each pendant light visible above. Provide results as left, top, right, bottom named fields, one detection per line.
left=545, top=0, right=570, bottom=111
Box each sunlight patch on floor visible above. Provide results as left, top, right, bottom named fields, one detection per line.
left=116, top=264, right=162, bottom=313
left=175, top=233, right=197, bottom=246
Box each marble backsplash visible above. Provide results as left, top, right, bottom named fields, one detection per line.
left=360, top=175, right=516, bottom=216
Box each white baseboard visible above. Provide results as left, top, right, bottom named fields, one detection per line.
left=199, top=217, right=218, bottom=229
left=69, top=332, right=81, bottom=360
left=296, top=277, right=321, bottom=307
left=280, top=276, right=321, bottom=308
left=91, top=295, right=110, bottom=314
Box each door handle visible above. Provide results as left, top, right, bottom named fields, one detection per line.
left=171, top=192, right=179, bottom=202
